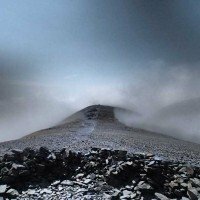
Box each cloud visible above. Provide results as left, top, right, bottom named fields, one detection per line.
left=0, top=0, right=200, bottom=144
left=114, top=61, right=200, bottom=143
left=0, top=51, right=74, bottom=142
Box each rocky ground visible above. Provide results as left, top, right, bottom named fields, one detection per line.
left=0, top=147, right=200, bottom=200
left=0, top=105, right=200, bottom=166
left=0, top=105, right=200, bottom=199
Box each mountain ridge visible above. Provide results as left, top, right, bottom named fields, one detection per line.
left=0, top=104, right=200, bottom=166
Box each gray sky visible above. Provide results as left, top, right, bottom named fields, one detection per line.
left=0, top=0, right=200, bottom=142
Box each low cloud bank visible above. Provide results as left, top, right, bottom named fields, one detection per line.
left=0, top=51, right=75, bottom=142
left=1, top=57, right=200, bottom=144
left=114, top=62, right=200, bottom=144
left=0, top=89, right=75, bottom=142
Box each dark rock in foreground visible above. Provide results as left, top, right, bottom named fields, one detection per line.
left=0, top=147, right=200, bottom=199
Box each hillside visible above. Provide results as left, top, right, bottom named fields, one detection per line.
left=0, top=105, right=200, bottom=165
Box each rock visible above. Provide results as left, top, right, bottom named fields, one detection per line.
left=76, top=173, right=84, bottom=179
left=103, top=193, right=112, bottom=199
left=181, top=197, right=190, bottom=200
left=112, top=189, right=120, bottom=199
left=137, top=181, right=152, bottom=190
left=11, top=149, right=23, bottom=161
left=61, top=180, right=74, bottom=186
left=11, top=149, right=23, bottom=154
left=84, top=179, right=92, bottom=184
left=146, top=153, right=155, bottom=158
left=90, top=173, right=96, bottom=180
left=155, top=192, right=169, bottom=200
left=122, top=189, right=133, bottom=197
left=120, top=190, right=135, bottom=199
left=38, top=147, right=51, bottom=158
left=125, top=185, right=133, bottom=190
left=187, top=182, right=193, bottom=189
left=27, top=189, right=36, bottom=195
left=6, top=188, right=19, bottom=196
left=187, top=188, right=198, bottom=200
left=148, top=161, right=155, bottom=166
left=47, top=153, right=56, bottom=160
left=179, top=167, right=187, bottom=173
left=0, top=147, right=199, bottom=199
left=73, top=181, right=87, bottom=187
left=76, top=188, right=88, bottom=194
left=147, top=166, right=166, bottom=186
left=106, top=161, right=139, bottom=187
left=130, top=193, right=137, bottom=198
left=91, top=147, right=100, bottom=152
left=181, top=183, right=188, bottom=188
left=40, top=188, right=52, bottom=194
left=51, top=180, right=60, bottom=186
left=186, top=167, right=194, bottom=176
left=169, top=181, right=179, bottom=189
left=18, top=169, right=30, bottom=176
left=190, top=178, right=200, bottom=187
left=36, top=163, right=45, bottom=173
left=132, top=180, right=136, bottom=185
left=114, top=150, right=127, bottom=159
left=100, top=149, right=111, bottom=158
left=174, top=189, right=183, bottom=198
left=12, top=163, right=25, bottom=170
left=179, top=166, right=194, bottom=176
left=176, top=178, right=184, bottom=184
left=0, top=184, right=7, bottom=194
left=23, top=147, right=35, bottom=158
left=1, top=167, right=9, bottom=175
left=58, top=185, right=63, bottom=191
left=3, top=153, right=15, bottom=162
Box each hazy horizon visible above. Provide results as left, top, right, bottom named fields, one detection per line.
left=0, top=0, right=200, bottom=142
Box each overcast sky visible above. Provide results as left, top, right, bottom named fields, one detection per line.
left=0, top=0, right=200, bottom=142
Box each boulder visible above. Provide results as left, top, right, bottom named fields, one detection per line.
left=38, top=147, right=51, bottom=159
left=155, top=192, right=169, bottom=200
left=6, top=188, right=19, bottom=197
left=0, top=185, right=7, bottom=194
left=187, top=188, right=198, bottom=200
left=61, top=180, right=74, bottom=186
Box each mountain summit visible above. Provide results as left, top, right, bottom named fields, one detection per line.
left=25, top=105, right=120, bottom=138
left=0, top=105, right=200, bottom=165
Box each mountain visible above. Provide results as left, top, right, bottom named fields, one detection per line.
left=24, top=105, right=119, bottom=138
left=0, top=105, right=200, bottom=165
left=144, top=97, right=200, bottom=143
left=156, top=97, right=200, bottom=118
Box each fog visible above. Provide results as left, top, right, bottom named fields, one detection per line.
left=0, top=51, right=75, bottom=142
left=114, top=63, right=200, bottom=144
left=0, top=69, right=73, bottom=141
left=0, top=0, right=200, bottom=143
left=1, top=57, right=200, bottom=143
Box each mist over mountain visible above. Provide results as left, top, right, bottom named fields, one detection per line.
left=115, top=97, right=200, bottom=144
left=0, top=0, right=200, bottom=142
left=114, top=65, right=200, bottom=144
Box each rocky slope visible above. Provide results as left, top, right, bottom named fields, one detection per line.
left=0, top=105, right=200, bottom=165
left=0, top=147, right=200, bottom=200
left=1, top=105, right=200, bottom=199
